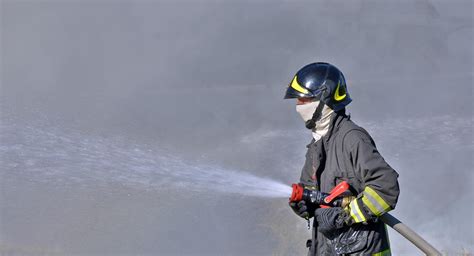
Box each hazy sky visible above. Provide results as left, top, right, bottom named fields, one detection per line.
left=1, top=0, right=473, bottom=255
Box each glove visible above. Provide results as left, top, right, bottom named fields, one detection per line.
left=289, top=200, right=316, bottom=219
left=314, top=207, right=348, bottom=237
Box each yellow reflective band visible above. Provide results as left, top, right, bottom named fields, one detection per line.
left=334, top=81, right=347, bottom=101
left=362, top=195, right=383, bottom=216
left=290, top=76, right=309, bottom=94
left=372, top=248, right=391, bottom=256
left=349, top=199, right=366, bottom=223
left=364, top=186, right=391, bottom=215
left=348, top=206, right=361, bottom=222
left=353, top=200, right=367, bottom=222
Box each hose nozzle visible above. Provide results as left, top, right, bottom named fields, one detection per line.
left=289, top=181, right=351, bottom=207
left=290, top=183, right=304, bottom=202
left=289, top=183, right=325, bottom=204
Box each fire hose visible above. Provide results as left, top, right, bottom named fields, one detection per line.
left=289, top=182, right=442, bottom=255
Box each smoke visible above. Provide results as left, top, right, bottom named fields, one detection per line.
left=1, top=0, right=473, bottom=255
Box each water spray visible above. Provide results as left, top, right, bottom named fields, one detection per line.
left=0, top=121, right=294, bottom=199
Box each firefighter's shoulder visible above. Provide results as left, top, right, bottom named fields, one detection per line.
left=339, top=118, right=375, bottom=150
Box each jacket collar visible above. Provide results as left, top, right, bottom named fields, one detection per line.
left=308, top=112, right=347, bottom=148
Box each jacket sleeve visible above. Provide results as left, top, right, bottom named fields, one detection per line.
left=343, top=130, right=400, bottom=224
left=299, top=144, right=315, bottom=187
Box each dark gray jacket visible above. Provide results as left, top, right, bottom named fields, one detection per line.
left=300, top=113, right=399, bottom=256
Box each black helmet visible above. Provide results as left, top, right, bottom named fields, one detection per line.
left=284, top=62, right=352, bottom=111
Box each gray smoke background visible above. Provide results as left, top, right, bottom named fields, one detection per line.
left=1, top=0, right=473, bottom=255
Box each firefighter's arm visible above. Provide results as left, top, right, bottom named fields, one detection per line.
left=343, top=130, right=400, bottom=224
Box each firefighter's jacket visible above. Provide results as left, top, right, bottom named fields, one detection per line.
left=300, top=113, right=400, bottom=256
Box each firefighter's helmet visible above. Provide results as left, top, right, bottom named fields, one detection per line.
left=284, top=62, right=352, bottom=111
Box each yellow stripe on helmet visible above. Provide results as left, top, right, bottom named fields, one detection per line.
left=290, top=76, right=309, bottom=95
left=334, top=81, right=347, bottom=101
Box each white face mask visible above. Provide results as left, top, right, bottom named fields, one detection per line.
left=296, top=100, right=334, bottom=141
left=295, top=101, right=319, bottom=122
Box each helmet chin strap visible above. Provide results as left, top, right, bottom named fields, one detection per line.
left=305, top=100, right=325, bottom=130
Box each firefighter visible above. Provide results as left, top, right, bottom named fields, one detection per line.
left=286, top=63, right=400, bottom=255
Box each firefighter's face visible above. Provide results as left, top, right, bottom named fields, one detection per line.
left=296, top=97, right=314, bottom=105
